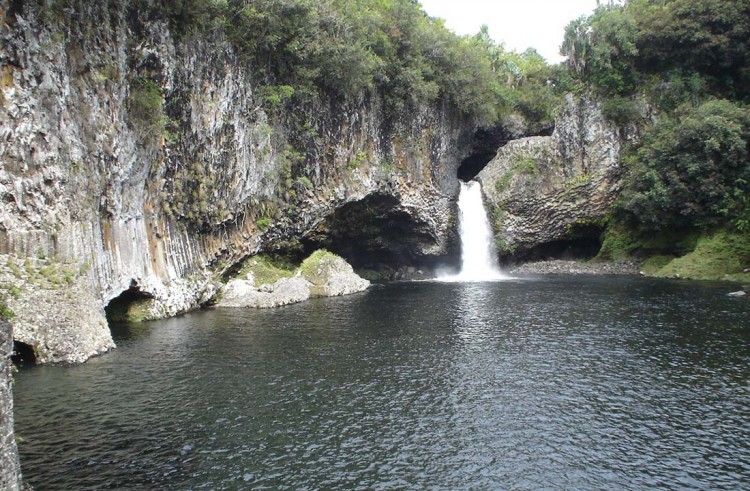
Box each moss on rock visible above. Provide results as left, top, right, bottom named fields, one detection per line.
left=650, top=230, right=750, bottom=281
left=236, top=256, right=295, bottom=288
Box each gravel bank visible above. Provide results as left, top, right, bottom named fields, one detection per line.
left=508, top=260, right=641, bottom=276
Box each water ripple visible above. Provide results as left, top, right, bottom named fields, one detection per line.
left=14, top=277, right=750, bottom=490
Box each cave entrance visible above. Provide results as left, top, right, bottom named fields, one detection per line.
left=457, top=152, right=497, bottom=182
left=301, top=193, right=456, bottom=280
left=457, top=124, right=554, bottom=181
left=104, top=282, right=155, bottom=323
left=12, top=341, right=36, bottom=367
left=512, top=238, right=603, bottom=263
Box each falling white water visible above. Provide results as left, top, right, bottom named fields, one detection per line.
left=440, top=180, right=507, bottom=282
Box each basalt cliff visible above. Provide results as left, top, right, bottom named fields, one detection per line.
left=0, top=3, right=478, bottom=364
left=478, top=94, right=634, bottom=262
left=0, top=3, right=630, bottom=367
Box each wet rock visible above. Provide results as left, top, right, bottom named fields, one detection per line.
left=0, top=321, right=22, bottom=491
left=509, top=260, right=640, bottom=276
left=217, top=276, right=311, bottom=309
left=727, top=290, right=747, bottom=297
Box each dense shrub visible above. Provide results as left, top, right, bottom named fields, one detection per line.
left=615, top=99, right=750, bottom=232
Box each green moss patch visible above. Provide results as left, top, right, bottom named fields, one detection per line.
left=106, top=297, right=154, bottom=323
left=640, top=255, right=676, bottom=275
left=300, top=249, right=341, bottom=285
left=237, top=256, right=295, bottom=287
left=650, top=229, right=750, bottom=281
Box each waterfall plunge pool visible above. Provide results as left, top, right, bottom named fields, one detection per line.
left=13, top=276, right=750, bottom=490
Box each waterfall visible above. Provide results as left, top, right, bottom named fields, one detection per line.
left=440, top=181, right=507, bottom=282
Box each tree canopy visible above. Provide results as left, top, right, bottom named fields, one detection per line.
left=125, top=0, right=564, bottom=127
left=562, top=0, right=750, bottom=238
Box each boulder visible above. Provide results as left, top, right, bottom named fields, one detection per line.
left=217, top=276, right=311, bottom=309
left=300, top=251, right=371, bottom=297
left=216, top=251, right=369, bottom=309
left=477, top=94, right=639, bottom=260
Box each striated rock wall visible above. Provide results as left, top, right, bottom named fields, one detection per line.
left=478, top=94, right=635, bottom=259
left=0, top=3, right=471, bottom=362
left=0, top=320, right=22, bottom=490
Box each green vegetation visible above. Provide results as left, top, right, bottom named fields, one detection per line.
left=227, top=250, right=344, bottom=289
left=0, top=294, right=14, bottom=322
left=236, top=256, right=295, bottom=287
left=300, top=249, right=342, bottom=285
left=615, top=99, right=750, bottom=232
left=106, top=298, right=154, bottom=323
left=495, top=173, right=513, bottom=194
left=127, top=77, right=165, bottom=133
left=564, top=0, right=750, bottom=279
left=347, top=151, right=368, bottom=171
left=108, top=0, right=566, bottom=128
left=650, top=230, right=750, bottom=281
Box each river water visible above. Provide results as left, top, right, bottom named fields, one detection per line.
left=13, top=276, right=750, bottom=490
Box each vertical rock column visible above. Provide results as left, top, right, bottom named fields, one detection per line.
left=0, top=321, right=22, bottom=491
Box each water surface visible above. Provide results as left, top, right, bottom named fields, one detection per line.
left=14, top=276, right=750, bottom=490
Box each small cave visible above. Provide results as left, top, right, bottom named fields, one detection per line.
left=457, top=123, right=554, bottom=182
left=508, top=238, right=603, bottom=264
left=301, top=193, right=456, bottom=280
left=11, top=341, right=36, bottom=367
left=104, top=282, right=155, bottom=323
left=457, top=152, right=497, bottom=182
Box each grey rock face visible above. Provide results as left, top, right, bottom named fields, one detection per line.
left=0, top=321, right=22, bottom=491
left=302, top=254, right=371, bottom=298
left=509, top=260, right=640, bottom=276
left=0, top=5, right=470, bottom=362
left=218, top=276, right=312, bottom=309
left=478, top=94, right=634, bottom=259
left=216, top=253, right=369, bottom=309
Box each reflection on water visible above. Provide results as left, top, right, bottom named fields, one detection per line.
left=13, top=277, right=750, bottom=490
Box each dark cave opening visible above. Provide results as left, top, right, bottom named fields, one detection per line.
left=509, top=238, right=603, bottom=263
left=301, top=193, right=458, bottom=280
left=104, top=282, right=155, bottom=323
left=12, top=340, right=36, bottom=367
left=458, top=124, right=554, bottom=181
left=457, top=152, right=497, bottom=182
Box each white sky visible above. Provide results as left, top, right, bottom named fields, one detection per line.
left=419, top=0, right=600, bottom=62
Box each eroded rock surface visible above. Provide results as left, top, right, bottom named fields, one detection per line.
left=216, top=252, right=369, bottom=309
left=0, top=4, right=471, bottom=362
left=478, top=94, right=636, bottom=260
left=0, top=321, right=22, bottom=491
left=218, top=276, right=312, bottom=309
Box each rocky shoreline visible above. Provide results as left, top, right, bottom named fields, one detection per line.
left=508, top=260, right=641, bottom=276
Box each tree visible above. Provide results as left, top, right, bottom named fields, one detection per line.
left=616, top=99, right=750, bottom=232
